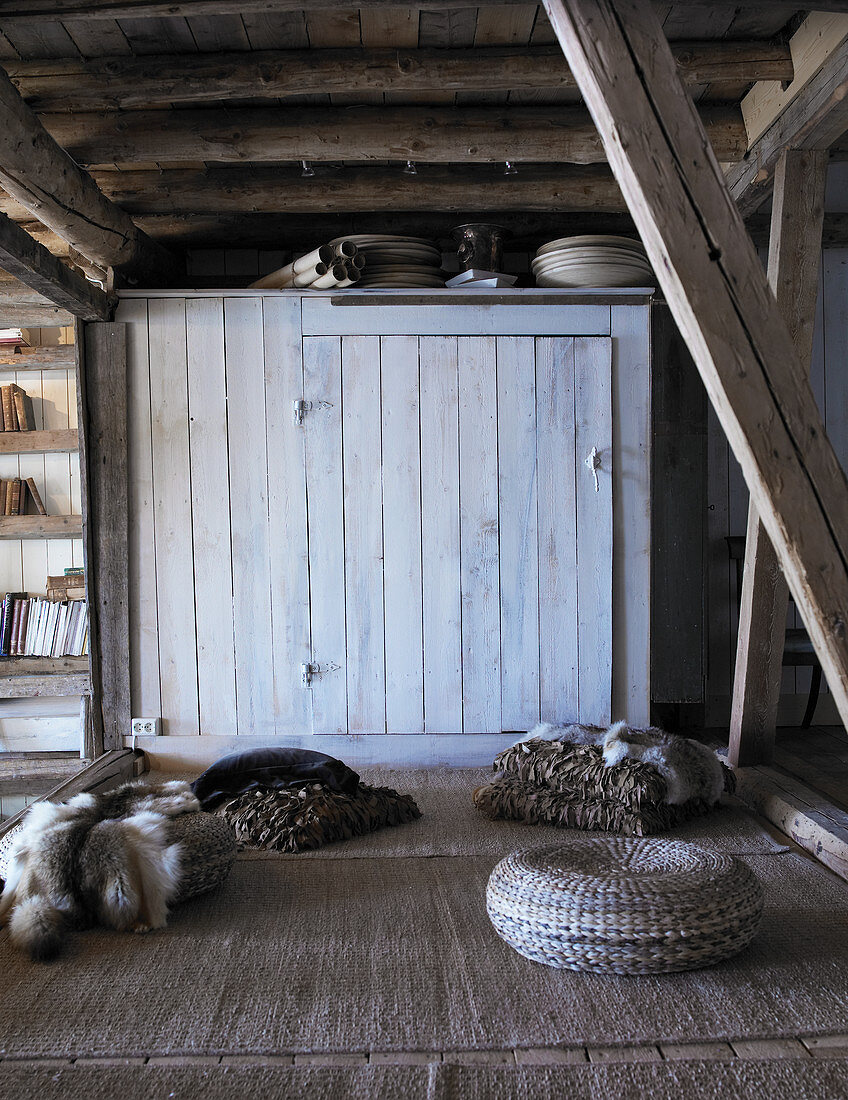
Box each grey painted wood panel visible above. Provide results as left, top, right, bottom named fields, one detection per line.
left=263, top=295, right=312, bottom=735
left=303, top=336, right=348, bottom=734
left=185, top=297, right=237, bottom=737
left=224, top=296, right=275, bottom=738
left=381, top=335, right=425, bottom=735
left=147, top=298, right=198, bottom=737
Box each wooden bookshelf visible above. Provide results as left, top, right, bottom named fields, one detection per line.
left=0, top=428, right=78, bottom=454
left=0, top=515, right=83, bottom=538
left=0, top=347, right=75, bottom=371
left=0, top=658, right=90, bottom=699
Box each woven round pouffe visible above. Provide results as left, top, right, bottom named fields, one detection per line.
left=487, top=838, right=763, bottom=975
left=168, top=811, right=237, bottom=903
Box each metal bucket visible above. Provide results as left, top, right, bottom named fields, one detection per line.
left=451, top=223, right=507, bottom=272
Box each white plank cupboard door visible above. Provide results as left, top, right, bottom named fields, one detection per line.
left=303, top=333, right=613, bottom=734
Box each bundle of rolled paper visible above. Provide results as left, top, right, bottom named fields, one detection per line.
left=249, top=240, right=364, bottom=290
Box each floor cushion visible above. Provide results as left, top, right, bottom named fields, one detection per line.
left=218, top=781, right=421, bottom=853
left=487, top=837, right=764, bottom=974
left=191, top=746, right=361, bottom=810
left=168, top=811, right=237, bottom=902
left=473, top=738, right=735, bottom=836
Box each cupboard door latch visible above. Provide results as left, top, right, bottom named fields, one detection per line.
left=293, top=399, right=335, bottom=426
left=302, top=661, right=341, bottom=686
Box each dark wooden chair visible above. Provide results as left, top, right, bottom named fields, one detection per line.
left=726, top=535, right=822, bottom=728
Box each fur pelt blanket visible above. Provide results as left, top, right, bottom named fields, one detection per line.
left=0, top=779, right=199, bottom=961
left=521, top=720, right=726, bottom=806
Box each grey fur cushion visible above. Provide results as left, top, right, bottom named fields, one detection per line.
left=473, top=738, right=735, bottom=837
left=0, top=810, right=236, bottom=901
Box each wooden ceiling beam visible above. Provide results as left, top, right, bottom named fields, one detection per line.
left=82, top=164, right=626, bottom=215
left=39, top=103, right=747, bottom=167
left=0, top=213, right=109, bottom=321
left=1, top=0, right=847, bottom=20
left=4, top=42, right=793, bottom=113
left=0, top=67, right=181, bottom=285
left=543, top=0, right=848, bottom=725
left=726, top=34, right=848, bottom=216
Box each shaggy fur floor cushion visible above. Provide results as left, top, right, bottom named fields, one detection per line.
left=218, top=782, right=421, bottom=853
left=473, top=738, right=736, bottom=837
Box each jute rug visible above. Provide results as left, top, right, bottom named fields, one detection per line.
left=2, top=1057, right=848, bottom=1100
left=229, top=767, right=788, bottom=860
left=1, top=852, right=846, bottom=1059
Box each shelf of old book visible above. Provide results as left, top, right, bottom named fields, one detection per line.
left=0, top=429, right=79, bottom=454
left=0, top=516, right=83, bottom=539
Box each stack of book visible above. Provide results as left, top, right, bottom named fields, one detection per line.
left=0, top=589, right=89, bottom=658
left=0, top=476, right=47, bottom=516
left=0, top=328, right=30, bottom=348
left=47, top=568, right=85, bottom=601
left=0, top=384, right=35, bottom=431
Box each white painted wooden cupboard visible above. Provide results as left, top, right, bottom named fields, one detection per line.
left=117, top=290, right=651, bottom=767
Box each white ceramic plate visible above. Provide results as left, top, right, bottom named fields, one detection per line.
left=330, top=235, right=437, bottom=247
left=536, top=235, right=647, bottom=257
left=533, top=258, right=653, bottom=277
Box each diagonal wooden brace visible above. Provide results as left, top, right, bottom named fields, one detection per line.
left=543, top=0, right=848, bottom=726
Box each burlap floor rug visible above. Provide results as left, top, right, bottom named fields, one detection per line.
left=1, top=850, right=846, bottom=1060
left=2, top=1056, right=848, bottom=1100
left=230, top=767, right=788, bottom=859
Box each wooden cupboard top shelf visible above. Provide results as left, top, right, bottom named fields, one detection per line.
left=0, top=515, right=82, bottom=539
left=0, top=429, right=78, bottom=454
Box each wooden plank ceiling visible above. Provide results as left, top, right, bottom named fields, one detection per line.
left=0, top=1, right=820, bottom=275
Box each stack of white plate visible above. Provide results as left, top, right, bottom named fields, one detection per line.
left=532, top=235, right=653, bottom=288
left=330, top=235, right=444, bottom=288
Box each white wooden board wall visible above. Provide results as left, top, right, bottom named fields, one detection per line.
left=119, top=294, right=650, bottom=761
left=0, top=336, right=83, bottom=754
left=707, top=250, right=848, bottom=725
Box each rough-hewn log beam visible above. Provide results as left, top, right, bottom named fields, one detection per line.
left=726, top=35, right=848, bottom=216
left=0, top=67, right=180, bottom=285
left=0, top=213, right=109, bottom=321
left=543, top=0, right=848, bottom=724
left=730, top=149, right=828, bottom=767
left=39, top=103, right=747, bottom=167
left=86, top=164, right=626, bottom=215
left=1, top=0, right=847, bottom=20
left=3, top=42, right=794, bottom=113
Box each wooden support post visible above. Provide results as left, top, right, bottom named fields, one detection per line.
left=77, top=321, right=130, bottom=751
left=729, top=150, right=828, bottom=765
left=542, top=0, right=848, bottom=726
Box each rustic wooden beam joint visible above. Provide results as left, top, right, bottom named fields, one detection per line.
left=0, top=213, right=110, bottom=320
left=726, top=33, right=848, bottom=215
left=0, top=67, right=183, bottom=286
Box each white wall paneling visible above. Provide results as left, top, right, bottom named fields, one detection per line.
left=122, top=294, right=649, bottom=763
